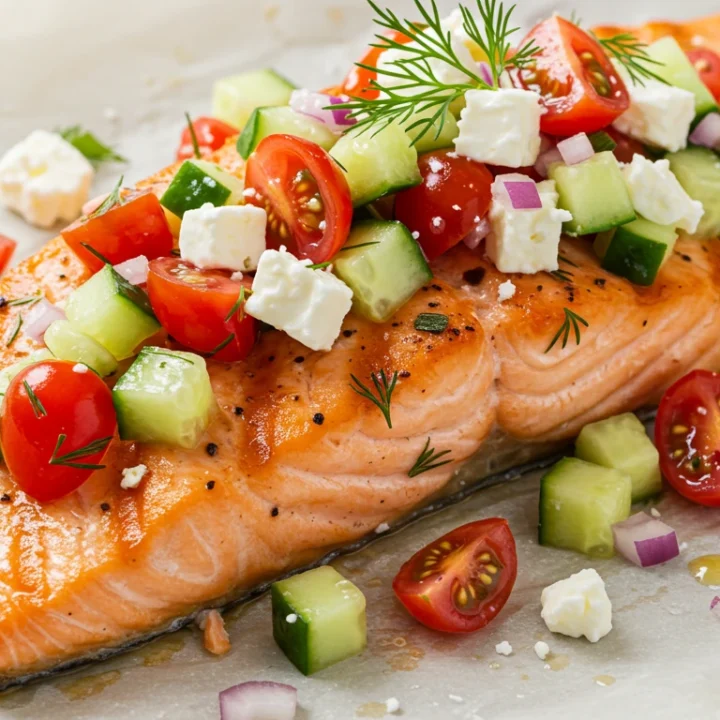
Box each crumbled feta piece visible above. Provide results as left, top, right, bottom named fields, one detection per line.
left=242, top=187, right=257, bottom=198
left=495, top=641, right=513, bottom=656
left=72, top=363, right=89, bottom=374
left=245, top=247, right=353, bottom=352
left=375, top=522, right=391, bottom=534
left=0, top=130, right=94, bottom=228
left=448, top=694, right=464, bottom=703
left=121, top=464, right=148, bottom=490
left=534, top=641, right=550, bottom=660
left=622, top=155, right=704, bottom=234
left=541, top=568, right=612, bottom=643
left=612, top=63, right=695, bottom=153
left=385, top=697, right=401, bottom=714
left=286, top=613, right=298, bottom=624
left=230, top=271, right=244, bottom=282
left=179, top=203, right=266, bottom=272
left=650, top=507, right=661, bottom=518
left=428, top=158, right=444, bottom=173
left=497, top=280, right=516, bottom=302
left=455, top=89, right=542, bottom=168
left=486, top=177, right=572, bottom=274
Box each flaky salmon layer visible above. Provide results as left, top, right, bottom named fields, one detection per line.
left=0, top=14, right=718, bottom=685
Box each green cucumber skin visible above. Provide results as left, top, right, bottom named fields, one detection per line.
left=160, top=161, right=232, bottom=218
left=271, top=584, right=312, bottom=675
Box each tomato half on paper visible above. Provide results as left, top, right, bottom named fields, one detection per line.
left=687, top=48, right=720, bottom=101
left=176, top=117, right=238, bottom=161
left=655, top=370, right=720, bottom=507
left=393, top=518, right=518, bottom=633
left=512, top=16, right=630, bottom=136
left=394, top=150, right=493, bottom=261
left=1, top=360, right=117, bottom=502
left=147, top=258, right=256, bottom=362
left=243, top=135, right=352, bottom=263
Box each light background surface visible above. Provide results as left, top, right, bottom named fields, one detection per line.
left=1, top=1, right=720, bottom=718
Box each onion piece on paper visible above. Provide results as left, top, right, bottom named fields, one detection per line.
left=219, top=681, right=297, bottom=720
left=612, top=512, right=679, bottom=568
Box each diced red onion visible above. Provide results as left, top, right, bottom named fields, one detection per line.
left=464, top=217, right=491, bottom=249
left=24, top=299, right=66, bottom=343
left=478, top=61, right=494, bottom=87
left=534, top=147, right=564, bottom=178
left=502, top=180, right=542, bottom=210
left=219, top=681, right=297, bottom=720
left=113, top=255, right=149, bottom=285
left=289, top=89, right=355, bottom=134
left=689, top=112, right=720, bottom=150
left=711, top=596, right=720, bottom=611
left=612, top=512, right=679, bottom=568
left=556, top=133, right=595, bottom=166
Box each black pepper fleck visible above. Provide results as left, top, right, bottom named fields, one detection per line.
left=451, top=328, right=461, bottom=336
left=312, top=413, right=325, bottom=425
left=293, top=395, right=300, bottom=401
left=462, top=267, right=486, bottom=286
left=681, top=254, right=692, bottom=262
left=465, top=325, right=475, bottom=332
left=206, top=443, right=218, bottom=457
left=428, top=301, right=440, bottom=308
left=0, top=494, right=10, bottom=502
left=268, top=355, right=275, bottom=362
left=100, top=503, right=110, bottom=512
left=536, top=285, right=543, bottom=292
left=643, top=320, right=648, bottom=327
left=206, top=480, right=216, bottom=490
left=342, top=329, right=356, bottom=337
left=234, top=407, right=244, bottom=416
left=391, top=322, right=400, bottom=327
left=432, top=284, right=442, bottom=291
left=271, top=507, right=279, bottom=517
left=594, top=278, right=606, bottom=287
left=0, top=297, right=6, bottom=309
left=58, top=274, right=66, bottom=280
left=294, top=356, right=305, bottom=363
left=399, top=370, right=411, bottom=378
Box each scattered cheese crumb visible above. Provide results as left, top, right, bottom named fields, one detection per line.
left=534, top=641, right=550, bottom=660
left=385, top=697, right=400, bottom=714
left=498, top=280, right=516, bottom=302
left=448, top=694, right=464, bottom=703
left=375, top=522, right=391, bottom=534
left=650, top=507, right=661, bottom=518
left=72, top=363, right=89, bottom=374
left=428, top=158, right=444, bottom=173
left=495, top=641, right=513, bottom=656
left=286, top=613, right=298, bottom=624
left=242, top=187, right=257, bottom=198
left=121, top=464, right=148, bottom=490
left=230, top=271, right=243, bottom=282
left=696, top=566, right=708, bottom=581
left=680, top=542, right=689, bottom=552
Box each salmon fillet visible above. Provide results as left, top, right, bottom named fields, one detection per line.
left=0, top=14, right=718, bottom=688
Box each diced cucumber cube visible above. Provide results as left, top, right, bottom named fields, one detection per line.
left=403, top=109, right=459, bottom=153
left=271, top=566, right=366, bottom=675
left=331, top=122, right=422, bottom=207
left=44, top=320, right=118, bottom=376
left=550, top=151, right=636, bottom=236
left=213, top=69, right=296, bottom=129
left=594, top=217, right=677, bottom=286
left=0, top=349, right=53, bottom=400
left=237, top=106, right=337, bottom=160
left=65, top=265, right=160, bottom=360
left=112, top=347, right=214, bottom=449
left=539, top=457, right=632, bottom=558
left=333, top=220, right=432, bottom=322
left=576, top=413, right=661, bottom=502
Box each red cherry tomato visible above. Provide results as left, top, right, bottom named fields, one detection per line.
left=604, top=127, right=651, bottom=164
left=147, top=257, right=256, bottom=362
left=244, top=135, right=352, bottom=263
left=394, top=150, right=493, bottom=261
left=340, top=30, right=413, bottom=99
left=687, top=48, right=720, bottom=101
left=62, top=191, right=174, bottom=273
left=176, top=117, right=238, bottom=161
left=1, top=360, right=117, bottom=502
left=0, top=235, right=17, bottom=275
left=511, top=16, right=630, bottom=136
left=393, top=518, right=518, bottom=633
left=655, top=370, right=720, bottom=507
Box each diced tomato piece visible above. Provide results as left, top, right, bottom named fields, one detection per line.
left=0, top=235, right=17, bottom=275
left=687, top=48, right=720, bottom=101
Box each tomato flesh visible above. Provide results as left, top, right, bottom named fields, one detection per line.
left=147, top=257, right=256, bottom=362
left=655, top=369, right=720, bottom=507
left=62, top=191, right=174, bottom=273
left=393, top=518, right=518, bottom=633
left=604, top=127, right=651, bottom=164
left=244, top=135, right=352, bottom=263
left=1, top=360, right=117, bottom=502
left=394, top=151, right=493, bottom=261
left=0, top=235, right=16, bottom=276
left=512, top=16, right=630, bottom=136
left=176, top=116, right=238, bottom=161
left=687, top=49, right=720, bottom=101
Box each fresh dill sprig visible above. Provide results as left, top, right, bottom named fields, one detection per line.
left=23, top=381, right=47, bottom=418
left=408, top=437, right=453, bottom=477
left=184, top=112, right=202, bottom=159
left=558, top=254, right=579, bottom=268
left=209, top=333, right=236, bottom=356
left=549, top=267, right=574, bottom=284
left=49, top=433, right=113, bottom=470
left=88, top=176, right=124, bottom=220
left=332, top=0, right=539, bottom=146
left=545, top=307, right=589, bottom=353
left=58, top=126, right=127, bottom=165
left=350, top=369, right=398, bottom=429
left=5, top=315, right=22, bottom=347
left=598, top=33, right=668, bottom=86
left=6, top=294, right=42, bottom=308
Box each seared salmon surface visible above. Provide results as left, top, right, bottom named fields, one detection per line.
left=0, top=14, right=718, bottom=685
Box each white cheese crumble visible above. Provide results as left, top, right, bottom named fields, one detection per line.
left=242, top=187, right=257, bottom=198
left=230, top=271, right=244, bottom=282
left=455, top=89, right=542, bottom=168
left=375, top=522, right=391, bottom=534
left=622, top=155, right=704, bottom=234
left=179, top=203, right=267, bottom=272
left=245, top=247, right=353, bottom=352
left=541, top=568, right=612, bottom=643
left=385, top=697, right=401, bottom=714
left=121, top=464, right=148, bottom=490
left=72, top=363, right=89, bottom=374
left=448, top=694, right=464, bottom=703
left=286, top=613, right=298, bottom=624
left=428, top=158, right=444, bottom=174
left=486, top=177, right=572, bottom=274
left=650, top=507, right=661, bottom=518
left=534, top=641, right=550, bottom=660
left=0, top=130, right=94, bottom=228
left=497, top=280, right=516, bottom=303
left=495, top=640, right=513, bottom=656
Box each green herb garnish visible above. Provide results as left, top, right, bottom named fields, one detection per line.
left=23, top=381, right=47, bottom=418
left=408, top=437, right=453, bottom=477
left=49, top=433, right=113, bottom=470
left=350, top=369, right=398, bottom=429
left=307, top=261, right=333, bottom=270
left=209, top=333, right=235, bottom=356
left=88, top=176, right=124, bottom=220
left=545, top=307, right=589, bottom=353
left=5, top=315, right=22, bottom=347
left=587, top=131, right=617, bottom=153
left=340, top=242, right=382, bottom=251
left=58, top=126, right=127, bottom=165
left=597, top=33, right=668, bottom=87
left=80, top=242, right=112, bottom=266
left=224, top=287, right=247, bottom=322
left=184, top=112, right=202, bottom=159
left=549, top=267, right=574, bottom=284
left=7, top=295, right=42, bottom=308
left=558, top=254, right=579, bottom=268
left=142, top=348, right=195, bottom=365
left=414, top=312, right=449, bottom=333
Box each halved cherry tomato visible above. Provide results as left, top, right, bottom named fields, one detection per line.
left=244, top=135, right=352, bottom=263
left=176, top=117, right=238, bottom=161
left=394, top=150, right=493, bottom=261
left=605, top=127, right=651, bottom=164
left=1, top=360, right=117, bottom=502
left=511, top=16, right=630, bottom=136
left=0, top=235, right=17, bottom=275
left=147, top=257, right=256, bottom=362
left=687, top=49, right=720, bottom=101
left=340, top=30, right=413, bottom=99
left=393, top=518, right=517, bottom=633
left=62, top=191, right=174, bottom=273
left=655, top=370, right=720, bottom=507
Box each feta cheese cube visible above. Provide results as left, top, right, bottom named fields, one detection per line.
left=179, top=203, right=266, bottom=271
left=534, top=640, right=550, bottom=660
left=486, top=177, right=572, bottom=274
left=541, top=568, right=612, bottom=643
left=495, top=640, right=513, bottom=656
left=455, top=89, right=542, bottom=168
left=121, top=464, right=148, bottom=490
left=612, top=63, right=695, bottom=153
left=246, top=247, right=353, bottom=352
left=623, top=155, right=704, bottom=234
left=497, top=280, right=516, bottom=302
left=0, top=130, right=94, bottom=228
